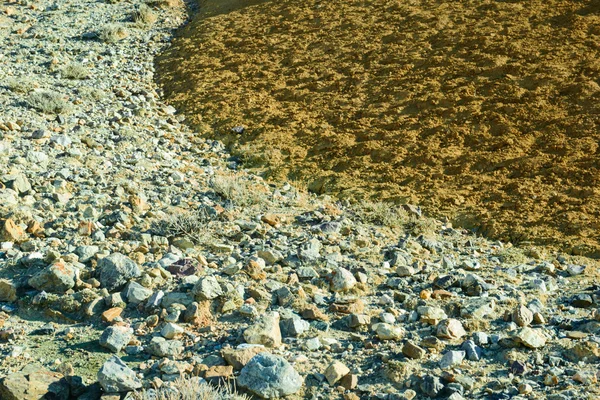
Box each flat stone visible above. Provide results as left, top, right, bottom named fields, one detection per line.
left=238, top=353, right=303, bottom=398
left=515, top=327, right=546, bottom=349
left=97, top=356, right=141, bottom=393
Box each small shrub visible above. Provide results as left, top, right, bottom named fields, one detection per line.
left=78, top=86, right=105, bottom=101
left=209, top=174, right=268, bottom=208
left=99, top=24, right=128, bottom=43
left=132, top=376, right=249, bottom=400
left=27, top=91, right=72, bottom=114
left=6, top=77, right=37, bottom=93
left=132, top=4, right=157, bottom=27
left=62, top=63, right=89, bottom=79
left=153, top=208, right=213, bottom=244
left=354, top=201, right=408, bottom=229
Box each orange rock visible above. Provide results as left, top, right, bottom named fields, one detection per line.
left=101, top=307, right=123, bottom=323
left=0, top=219, right=26, bottom=243
left=26, top=220, right=45, bottom=237
left=261, top=214, right=280, bottom=227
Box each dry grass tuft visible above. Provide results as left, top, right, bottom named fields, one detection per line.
left=6, top=77, right=37, bottom=93
left=27, top=91, right=72, bottom=114
left=132, top=4, right=158, bottom=27
left=62, top=63, right=89, bottom=79
left=354, top=201, right=409, bottom=229
left=99, top=24, right=128, bottom=43
left=132, top=376, right=249, bottom=400
left=153, top=208, right=214, bottom=244
left=209, top=174, right=268, bottom=208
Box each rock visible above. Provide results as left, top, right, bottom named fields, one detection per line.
left=436, top=319, right=467, bottom=340
left=97, top=356, right=141, bottom=393
left=161, top=322, right=184, bottom=339
left=461, top=340, right=481, bottom=361
left=0, top=219, right=26, bottom=243
left=373, top=323, right=405, bottom=340
left=98, top=253, right=141, bottom=292
left=420, top=375, right=444, bottom=398
left=101, top=307, right=123, bottom=323
left=349, top=313, right=371, bottom=328
left=280, top=317, right=310, bottom=337
left=417, top=306, right=448, bottom=325
left=572, top=294, right=594, bottom=308
left=396, top=265, right=417, bottom=277
left=99, top=326, right=133, bottom=353
left=222, top=345, right=267, bottom=371
left=0, top=279, right=17, bottom=302
left=512, top=305, right=534, bottom=327
left=339, top=373, right=358, bottom=390
left=402, top=340, right=426, bottom=359
left=238, top=353, right=303, bottom=398
left=298, top=238, right=321, bottom=262
left=331, top=267, right=357, bottom=292
left=28, top=261, right=77, bottom=293
left=515, top=327, right=546, bottom=349
left=244, top=312, right=282, bottom=348
left=74, top=245, right=99, bottom=263
left=324, top=361, right=350, bottom=385
left=0, top=364, right=69, bottom=400
left=439, top=350, right=465, bottom=368
left=147, top=337, right=184, bottom=357
left=192, top=275, right=223, bottom=300
left=124, top=281, right=153, bottom=304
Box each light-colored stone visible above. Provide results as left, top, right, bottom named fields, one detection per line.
left=331, top=267, right=357, bottom=292
left=238, top=353, right=303, bottom=398
left=324, top=360, right=350, bottom=385
left=97, top=356, right=142, bottom=393
left=436, top=319, right=467, bottom=340
left=244, top=312, right=282, bottom=348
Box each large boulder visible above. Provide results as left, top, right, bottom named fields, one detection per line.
left=98, top=253, right=141, bottom=292
left=28, top=261, right=77, bottom=293
left=97, top=356, right=141, bottom=393
left=0, top=364, right=69, bottom=400
left=238, top=353, right=303, bottom=399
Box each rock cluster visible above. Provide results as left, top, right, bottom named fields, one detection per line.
left=0, top=0, right=599, bottom=399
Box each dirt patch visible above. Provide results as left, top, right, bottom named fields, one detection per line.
left=156, top=0, right=600, bottom=256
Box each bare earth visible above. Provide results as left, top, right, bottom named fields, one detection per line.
left=156, top=0, right=600, bottom=256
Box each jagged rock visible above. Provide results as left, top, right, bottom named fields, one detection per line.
left=244, top=312, right=282, bottom=348
left=192, top=275, right=223, bottom=300
left=238, top=353, right=303, bottom=398
left=28, top=261, right=77, bottom=293
left=512, top=305, right=534, bottom=327
left=97, top=356, right=141, bottom=393
left=436, top=319, right=467, bottom=340
left=331, top=267, right=357, bottom=292
left=99, top=326, right=133, bottom=353
left=147, top=337, right=184, bottom=357
left=402, top=340, right=426, bottom=359
left=124, top=281, right=153, bottom=304
left=0, top=279, right=17, bottom=302
left=98, top=253, right=141, bottom=292
left=0, top=364, right=69, bottom=400
left=439, top=350, right=465, bottom=368
left=324, top=361, right=350, bottom=385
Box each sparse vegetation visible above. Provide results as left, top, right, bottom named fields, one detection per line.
left=6, top=77, right=37, bottom=93
left=132, top=376, right=249, bottom=400
left=78, top=86, right=105, bottom=101
left=153, top=208, right=214, bottom=244
left=27, top=91, right=72, bottom=114
left=354, top=201, right=409, bottom=229
left=99, top=24, right=128, bottom=43
left=209, top=174, right=268, bottom=208
left=132, top=4, right=158, bottom=27
left=61, top=63, right=89, bottom=79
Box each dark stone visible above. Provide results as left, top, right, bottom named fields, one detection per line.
left=420, top=375, right=444, bottom=398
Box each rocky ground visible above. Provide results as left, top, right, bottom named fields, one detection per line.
left=0, top=0, right=599, bottom=399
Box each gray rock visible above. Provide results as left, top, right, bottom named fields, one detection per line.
left=74, top=246, right=99, bottom=263
left=97, top=356, right=141, bottom=393
left=280, top=318, right=310, bottom=337
left=420, top=375, right=444, bottom=397
left=192, top=275, right=223, bottom=300
left=146, top=337, right=184, bottom=357
left=99, top=326, right=133, bottom=353
left=238, top=353, right=303, bottom=398
left=124, top=281, right=153, bottom=304
left=298, top=238, right=321, bottom=262
left=98, top=253, right=141, bottom=292
left=439, top=350, right=465, bottom=368
left=461, top=340, right=481, bottom=361
left=28, top=262, right=77, bottom=293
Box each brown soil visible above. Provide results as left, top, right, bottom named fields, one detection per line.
left=156, top=0, right=600, bottom=256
